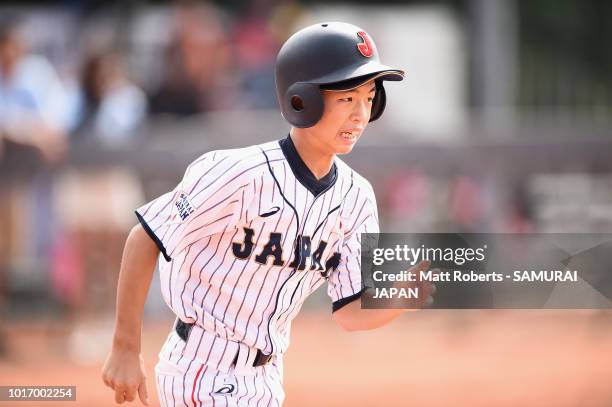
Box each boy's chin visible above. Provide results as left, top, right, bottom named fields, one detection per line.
left=334, top=145, right=355, bottom=155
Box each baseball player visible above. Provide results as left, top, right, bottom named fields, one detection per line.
left=102, top=22, right=435, bottom=406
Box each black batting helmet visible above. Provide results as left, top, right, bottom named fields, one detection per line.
left=275, top=22, right=404, bottom=128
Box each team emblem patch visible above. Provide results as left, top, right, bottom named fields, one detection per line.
left=356, top=31, right=373, bottom=57
left=175, top=192, right=195, bottom=221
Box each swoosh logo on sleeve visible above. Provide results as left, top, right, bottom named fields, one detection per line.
left=260, top=206, right=281, bottom=217
left=213, top=384, right=236, bottom=394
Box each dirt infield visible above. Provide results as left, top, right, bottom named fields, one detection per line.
left=1, top=310, right=611, bottom=406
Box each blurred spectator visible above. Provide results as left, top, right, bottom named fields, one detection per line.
left=54, top=50, right=146, bottom=321
left=149, top=2, right=232, bottom=115
left=384, top=169, right=431, bottom=219
left=448, top=175, right=487, bottom=231
left=70, top=50, right=147, bottom=144
left=500, top=183, right=535, bottom=233
left=228, top=0, right=306, bottom=109
left=0, top=16, right=70, bottom=163
left=230, top=0, right=282, bottom=108
left=0, top=16, right=72, bottom=358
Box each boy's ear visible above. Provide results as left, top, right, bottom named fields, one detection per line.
left=369, top=81, right=387, bottom=122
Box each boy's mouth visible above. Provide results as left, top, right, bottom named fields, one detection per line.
left=339, top=128, right=362, bottom=141
left=340, top=131, right=357, bottom=140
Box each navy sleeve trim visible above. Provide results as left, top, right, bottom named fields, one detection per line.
left=332, top=289, right=364, bottom=313
left=135, top=210, right=172, bottom=262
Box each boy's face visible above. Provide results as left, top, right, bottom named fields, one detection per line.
left=310, top=80, right=377, bottom=155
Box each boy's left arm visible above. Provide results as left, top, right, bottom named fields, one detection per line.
left=328, top=183, right=436, bottom=331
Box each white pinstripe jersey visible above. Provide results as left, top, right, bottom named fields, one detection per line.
left=136, top=135, right=379, bottom=355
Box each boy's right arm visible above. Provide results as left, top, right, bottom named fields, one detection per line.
left=101, top=223, right=160, bottom=405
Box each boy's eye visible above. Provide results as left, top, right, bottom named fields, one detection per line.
left=338, top=95, right=375, bottom=102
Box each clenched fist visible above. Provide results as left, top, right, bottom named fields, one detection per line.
left=101, top=347, right=150, bottom=405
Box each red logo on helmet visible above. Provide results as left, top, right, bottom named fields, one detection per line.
left=356, top=31, right=373, bottom=57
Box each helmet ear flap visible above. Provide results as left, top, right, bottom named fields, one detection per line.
left=283, top=83, right=324, bottom=128
left=369, top=81, right=387, bottom=123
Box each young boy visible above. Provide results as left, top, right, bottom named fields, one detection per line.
left=102, top=22, right=435, bottom=406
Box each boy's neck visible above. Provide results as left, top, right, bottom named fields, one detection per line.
left=289, top=129, right=335, bottom=180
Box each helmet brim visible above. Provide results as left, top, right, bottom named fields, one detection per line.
left=319, top=70, right=403, bottom=91
left=313, top=60, right=404, bottom=91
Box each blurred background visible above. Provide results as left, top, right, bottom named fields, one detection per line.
left=1, top=0, right=612, bottom=406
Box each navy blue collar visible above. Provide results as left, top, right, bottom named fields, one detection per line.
left=279, top=135, right=337, bottom=196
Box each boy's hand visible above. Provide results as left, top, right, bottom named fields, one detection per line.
left=102, top=347, right=150, bottom=405
left=392, top=260, right=438, bottom=309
